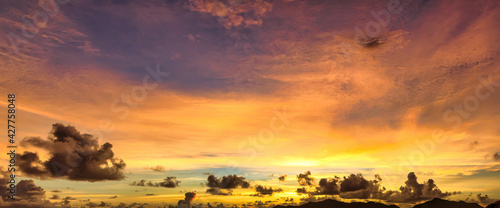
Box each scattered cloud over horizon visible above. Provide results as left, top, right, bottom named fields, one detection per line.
left=295, top=171, right=459, bottom=203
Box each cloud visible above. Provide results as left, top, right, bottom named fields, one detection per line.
left=84, top=201, right=110, bottom=207
left=205, top=174, right=251, bottom=195
left=187, top=0, right=273, bottom=28
left=278, top=174, right=287, bottom=182
left=130, top=177, right=181, bottom=188
left=178, top=192, right=196, bottom=206
left=14, top=180, right=46, bottom=201
left=292, top=172, right=457, bottom=203
left=296, top=187, right=308, bottom=195
left=17, top=123, right=126, bottom=181
left=0, top=170, right=54, bottom=207
left=494, top=152, right=500, bottom=161
left=297, top=171, right=315, bottom=186
left=254, top=185, right=283, bottom=196
left=477, top=193, right=498, bottom=204
left=145, top=165, right=167, bottom=172
left=315, top=177, right=341, bottom=195
left=49, top=194, right=59, bottom=200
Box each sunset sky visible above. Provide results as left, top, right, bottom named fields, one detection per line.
left=1, top=0, right=500, bottom=207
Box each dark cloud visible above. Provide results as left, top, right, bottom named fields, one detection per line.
left=0, top=171, right=54, bottom=207
left=17, top=123, right=126, bottom=181
left=478, top=194, right=498, bottom=204
left=49, top=194, right=60, bottom=200
left=254, top=185, right=283, bottom=196
left=494, top=152, right=500, bottom=162
left=206, top=187, right=232, bottom=195
left=296, top=187, right=308, bottom=195
left=178, top=192, right=196, bottom=206
left=130, top=177, right=181, bottom=188
left=392, top=172, right=455, bottom=202
left=15, top=180, right=46, bottom=201
left=185, top=192, right=196, bottom=202
left=279, top=174, right=287, bottom=182
left=291, top=172, right=457, bottom=203
left=297, top=171, right=315, bottom=186
left=315, top=177, right=341, bottom=195
left=340, top=174, right=371, bottom=192
left=205, top=174, right=251, bottom=195
left=130, top=179, right=146, bottom=186
left=338, top=174, right=385, bottom=199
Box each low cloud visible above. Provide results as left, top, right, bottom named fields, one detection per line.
left=315, top=177, right=341, bottom=195
left=293, top=172, right=458, bottom=203
left=254, top=185, right=283, bottom=196
left=477, top=193, right=498, bottom=204
left=144, top=165, right=166, bottom=172
left=205, top=174, right=251, bottom=195
left=130, top=177, right=181, bottom=188
left=178, top=192, right=196, bottom=206
left=297, top=171, right=315, bottom=186
left=49, top=194, right=60, bottom=200
left=279, top=174, right=287, bottom=182
left=0, top=169, right=54, bottom=207
left=17, top=123, right=126, bottom=182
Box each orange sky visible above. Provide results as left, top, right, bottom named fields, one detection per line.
left=0, top=0, right=500, bottom=207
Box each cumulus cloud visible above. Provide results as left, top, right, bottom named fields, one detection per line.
left=130, top=177, right=181, bottom=188
left=297, top=171, right=315, bottom=186
left=187, top=0, right=273, bottom=28
left=315, top=177, right=341, bottom=195
left=254, top=185, right=283, bottom=196
left=296, top=187, right=308, bottom=195
left=292, top=172, right=457, bottom=203
left=14, top=180, right=46, bottom=201
left=205, top=174, right=250, bottom=195
left=0, top=170, right=54, bottom=207
left=17, top=123, right=126, bottom=182
left=178, top=192, right=196, bottom=206
left=477, top=193, right=498, bottom=204
left=279, top=174, right=287, bottom=182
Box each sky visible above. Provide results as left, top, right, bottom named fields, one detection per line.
left=0, top=0, right=500, bottom=207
